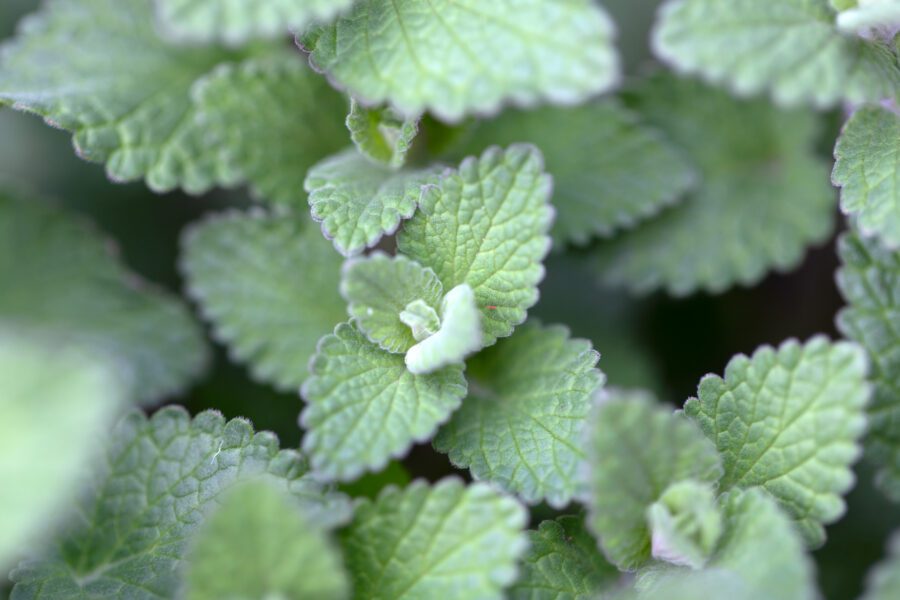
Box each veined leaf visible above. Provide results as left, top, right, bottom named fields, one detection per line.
left=347, top=99, right=420, bottom=168
left=862, top=532, right=900, bottom=600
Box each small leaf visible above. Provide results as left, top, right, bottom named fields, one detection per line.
left=398, top=145, right=553, bottom=345
left=183, top=481, right=349, bottom=600
left=347, top=99, right=419, bottom=168
left=181, top=210, right=345, bottom=392
left=646, top=480, right=723, bottom=569
left=685, top=337, right=869, bottom=546
left=836, top=0, right=900, bottom=35
left=434, top=323, right=603, bottom=507
left=585, top=390, right=723, bottom=570
left=340, top=478, right=528, bottom=600
left=301, top=322, right=467, bottom=480
left=861, top=532, right=900, bottom=600
left=406, top=284, right=482, bottom=375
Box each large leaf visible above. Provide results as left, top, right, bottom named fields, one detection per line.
left=434, top=323, right=603, bottom=507
left=302, top=0, right=620, bottom=122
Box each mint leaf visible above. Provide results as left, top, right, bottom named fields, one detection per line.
left=862, top=532, right=900, bottom=600
left=0, top=0, right=231, bottom=192
left=685, top=337, right=869, bottom=546
left=448, top=101, right=695, bottom=245
left=406, top=284, right=482, bottom=375
left=398, top=145, right=553, bottom=345
left=303, top=0, right=620, bottom=122
left=181, top=210, right=345, bottom=392
left=434, top=323, right=602, bottom=507
left=836, top=0, right=900, bottom=35
left=301, top=322, right=467, bottom=480
left=306, top=149, right=442, bottom=256
left=836, top=231, right=900, bottom=500
left=9, top=407, right=349, bottom=599
left=646, top=480, right=723, bottom=569
left=599, top=74, right=833, bottom=296
left=0, top=332, right=125, bottom=570
left=154, top=0, right=355, bottom=46
left=347, top=99, right=419, bottom=168
left=183, top=481, right=349, bottom=600
left=653, top=0, right=900, bottom=108
left=509, top=516, right=618, bottom=600
left=0, top=191, right=207, bottom=404
left=585, top=390, right=723, bottom=570
left=833, top=106, right=900, bottom=248
left=339, top=478, right=528, bottom=599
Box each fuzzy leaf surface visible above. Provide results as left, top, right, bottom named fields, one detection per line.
left=347, top=100, right=419, bottom=168
left=405, top=284, right=482, bottom=375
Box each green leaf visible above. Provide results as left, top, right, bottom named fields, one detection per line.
left=398, top=145, right=553, bottom=345
left=339, top=478, right=528, bottom=599
left=836, top=0, right=900, bottom=35
left=0, top=332, right=125, bottom=570
left=192, top=53, right=348, bottom=207
left=306, top=149, right=442, bottom=256
left=154, top=0, right=355, bottom=46
left=301, top=322, right=467, bottom=480
left=448, top=101, right=696, bottom=245
left=183, top=481, right=349, bottom=600
left=406, top=283, right=482, bottom=375
left=684, top=337, right=869, bottom=546
left=862, top=532, right=900, bottom=600
left=0, top=0, right=231, bottom=192
left=653, top=0, right=900, bottom=108
left=0, top=190, right=207, bottom=404
left=9, top=407, right=350, bottom=599
left=833, top=106, right=900, bottom=248
left=836, top=232, right=900, bottom=500
left=585, top=390, right=723, bottom=570
left=508, top=515, right=618, bottom=600
left=434, top=323, right=602, bottom=507
left=302, top=0, right=620, bottom=122
left=342, top=253, right=444, bottom=353
left=347, top=99, right=420, bottom=168
left=646, top=480, right=723, bottom=569
left=181, top=210, right=345, bottom=392
left=598, top=74, right=833, bottom=296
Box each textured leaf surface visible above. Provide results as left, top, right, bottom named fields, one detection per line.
left=585, top=390, right=723, bottom=570
left=154, top=0, right=355, bottom=45
left=183, top=481, right=349, bottom=600
left=434, top=323, right=602, bottom=507
left=303, top=0, right=620, bottom=121
left=9, top=407, right=349, bottom=600
left=837, top=232, right=900, bottom=500
left=0, top=191, right=207, bottom=404
left=653, top=0, right=900, bottom=108
left=598, top=74, right=833, bottom=296
left=307, top=149, right=442, bottom=256
left=0, top=333, right=125, bottom=570
left=509, top=516, right=618, bottom=600
left=301, top=322, right=467, bottom=480
left=862, top=533, right=900, bottom=600
left=340, top=478, right=528, bottom=600
left=398, top=145, right=553, bottom=344
left=405, top=284, right=482, bottom=375
left=449, top=101, right=695, bottom=245
left=833, top=106, right=900, bottom=248
left=0, top=0, right=230, bottom=192
left=182, top=210, right=344, bottom=392
left=685, top=337, right=869, bottom=546
left=347, top=99, right=419, bottom=168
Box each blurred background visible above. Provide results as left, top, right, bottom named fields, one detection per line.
left=1, top=1, right=896, bottom=598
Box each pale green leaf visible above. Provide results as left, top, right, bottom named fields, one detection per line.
left=836, top=0, right=900, bottom=35
left=653, top=0, right=900, bottom=108
left=836, top=232, right=900, bottom=500
left=833, top=106, right=900, bottom=248
left=398, top=144, right=553, bottom=345
left=509, top=515, right=618, bottom=600
left=448, top=101, right=696, bottom=245
left=301, top=322, right=467, bottom=480
left=585, top=390, right=723, bottom=570
left=9, top=407, right=349, bottom=599
left=339, top=478, right=528, bottom=600
left=685, top=337, right=869, bottom=546
left=303, top=0, right=620, bottom=122
left=154, top=0, right=355, bottom=46
left=181, top=210, right=345, bottom=392
left=347, top=99, right=419, bottom=168
left=0, top=190, right=208, bottom=404
left=598, top=74, right=833, bottom=296
left=306, top=149, right=442, bottom=256
left=434, top=323, right=602, bottom=507
left=646, top=480, right=722, bottom=569
left=406, top=284, right=482, bottom=375
left=862, top=532, right=900, bottom=600
left=183, top=481, right=349, bottom=600
left=0, top=332, right=125, bottom=570
left=341, top=253, right=444, bottom=353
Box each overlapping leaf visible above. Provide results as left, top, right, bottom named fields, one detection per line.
left=347, top=100, right=419, bottom=168
left=646, top=479, right=723, bottom=569
left=405, top=283, right=482, bottom=375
